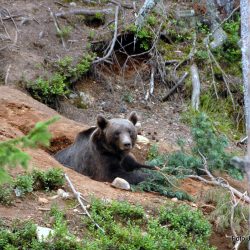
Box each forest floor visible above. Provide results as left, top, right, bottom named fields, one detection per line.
left=0, top=0, right=247, bottom=249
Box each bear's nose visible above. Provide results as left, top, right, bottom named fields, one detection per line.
left=123, top=142, right=131, bottom=149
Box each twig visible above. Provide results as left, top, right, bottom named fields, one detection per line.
left=4, top=64, right=11, bottom=85
left=108, top=0, right=133, bottom=9
left=188, top=151, right=250, bottom=204
left=207, top=50, right=219, bottom=99
left=206, top=46, right=235, bottom=109
left=161, top=72, right=189, bottom=102
left=64, top=174, right=104, bottom=233
left=206, top=5, right=240, bottom=43
left=5, top=8, right=18, bottom=45
left=48, top=7, right=66, bottom=49
left=56, top=8, right=113, bottom=17
left=93, top=6, right=119, bottom=64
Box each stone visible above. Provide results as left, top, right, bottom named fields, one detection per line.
left=36, top=226, right=54, bottom=242
left=137, top=135, right=150, bottom=145
left=171, top=197, right=178, bottom=202
left=57, top=188, right=70, bottom=199
left=111, top=177, right=131, bottom=191
left=38, top=197, right=49, bottom=204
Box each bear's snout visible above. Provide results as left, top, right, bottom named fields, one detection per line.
left=119, top=134, right=133, bottom=151
left=123, top=142, right=132, bottom=149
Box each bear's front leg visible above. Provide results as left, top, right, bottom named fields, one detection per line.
left=121, top=155, right=159, bottom=172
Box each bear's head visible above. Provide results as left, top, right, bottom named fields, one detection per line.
left=96, top=112, right=138, bottom=153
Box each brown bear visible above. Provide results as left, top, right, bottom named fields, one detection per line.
left=54, top=112, right=157, bottom=184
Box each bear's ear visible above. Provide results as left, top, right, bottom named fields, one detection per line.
left=97, top=115, right=109, bottom=130
left=128, top=111, right=138, bottom=125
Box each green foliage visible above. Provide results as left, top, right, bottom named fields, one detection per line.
left=197, top=21, right=210, bottom=34
left=0, top=117, right=58, bottom=184
left=82, top=199, right=214, bottom=250
left=133, top=169, right=192, bottom=201
left=0, top=199, right=215, bottom=249
left=147, top=14, right=157, bottom=26
left=204, top=188, right=248, bottom=233
left=14, top=175, right=34, bottom=196
left=56, top=26, right=72, bottom=39
left=32, top=168, right=65, bottom=191
left=148, top=113, right=243, bottom=181
left=0, top=168, right=64, bottom=200
left=27, top=54, right=94, bottom=106
left=0, top=219, right=82, bottom=250
left=127, top=24, right=153, bottom=51
left=122, top=91, right=134, bottom=103
left=0, top=184, right=14, bottom=205
left=159, top=203, right=212, bottom=239
left=212, top=14, right=241, bottom=72
left=27, top=74, right=69, bottom=105
left=195, top=49, right=209, bottom=63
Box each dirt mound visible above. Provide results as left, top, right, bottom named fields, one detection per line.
left=0, top=86, right=173, bottom=206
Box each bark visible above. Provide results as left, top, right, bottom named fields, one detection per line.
left=240, top=0, right=250, bottom=248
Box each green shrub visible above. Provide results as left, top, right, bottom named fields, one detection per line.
left=146, top=113, right=243, bottom=180
left=14, top=175, right=34, bottom=196
left=0, top=184, right=14, bottom=205
left=0, top=199, right=215, bottom=249
left=27, top=74, right=69, bottom=106
left=32, top=168, right=64, bottom=191
left=82, top=199, right=215, bottom=250
left=56, top=26, right=72, bottom=39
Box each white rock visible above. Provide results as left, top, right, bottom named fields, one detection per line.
left=137, top=135, right=150, bottom=145
left=36, top=226, right=54, bottom=242
left=111, top=177, right=131, bottom=190
left=57, top=188, right=70, bottom=199
left=171, top=197, right=178, bottom=202
left=69, top=2, right=77, bottom=7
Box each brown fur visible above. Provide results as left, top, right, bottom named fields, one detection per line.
left=55, top=112, right=155, bottom=184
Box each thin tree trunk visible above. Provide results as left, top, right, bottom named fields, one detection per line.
left=240, top=0, right=250, bottom=248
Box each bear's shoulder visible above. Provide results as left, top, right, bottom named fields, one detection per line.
left=76, top=126, right=97, bottom=142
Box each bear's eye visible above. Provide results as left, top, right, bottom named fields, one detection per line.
left=128, top=129, right=132, bottom=135
left=114, top=131, right=120, bottom=137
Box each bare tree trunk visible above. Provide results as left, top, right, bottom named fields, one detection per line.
left=190, top=64, right=201, bottom=110
left=240, top=0, right=250, bottom=248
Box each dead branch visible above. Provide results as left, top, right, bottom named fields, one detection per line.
left=206, top=5, right=240, bottom=48
left=64, top=173, right=104, bottom=233
left=188, top=151, right=250, bottom=204
left=205, top=43, right=235, bottom=109
left=93, top=6, right=119, bottom=64
left=48, top=7, right=66, bottom=49
left=56, top=8, right=113, bottom=17
left=190, top=64, right=200, bottom=110
left=161, top=72, right=189, bottom=102
left=108, top=0, right=133, bottom=9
